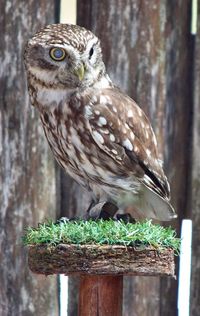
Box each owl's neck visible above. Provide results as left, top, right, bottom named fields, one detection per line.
left=27, top=72, right=112, bottom=111
left=92, top=73, right=113, bottom=89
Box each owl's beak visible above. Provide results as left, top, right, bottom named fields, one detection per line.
left=73, top=63, right=85, bottom=81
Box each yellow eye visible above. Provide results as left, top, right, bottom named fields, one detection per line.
left=49, top=47, right=66, bottom=61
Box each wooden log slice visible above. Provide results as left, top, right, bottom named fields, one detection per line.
left=28, top=244, right=175, bottom=277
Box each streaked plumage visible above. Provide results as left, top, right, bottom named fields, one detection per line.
left=24, top=23, right=176, bottom=220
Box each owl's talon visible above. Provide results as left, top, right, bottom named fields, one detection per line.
left=55, top=216, right=80, bottom=224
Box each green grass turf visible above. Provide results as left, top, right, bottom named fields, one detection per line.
left=23, top=219, right=180, bottom=254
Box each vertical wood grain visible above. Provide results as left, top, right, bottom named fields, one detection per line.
left=0, top=1, right=59, bottom=315
left=79, top=275, right=123, bottom=316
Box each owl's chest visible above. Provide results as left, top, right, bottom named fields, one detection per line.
left=40, top=106, right=98, bottom=175
left=40, top=106, right=121, bottom=188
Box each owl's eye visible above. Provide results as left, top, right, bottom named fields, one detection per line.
left=89, top=47, right=94, bottom=59
left=50, top=47, right=66, bottom=61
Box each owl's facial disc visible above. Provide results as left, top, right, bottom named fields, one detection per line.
left=54, top=41, right=105, bottom=88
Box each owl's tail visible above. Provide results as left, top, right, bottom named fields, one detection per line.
left=130, top=184, right=177, bottom=221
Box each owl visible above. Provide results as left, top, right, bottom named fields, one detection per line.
left=24, top=24, right=176, bottom=221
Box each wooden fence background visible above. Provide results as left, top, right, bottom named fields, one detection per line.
left=0, top=0, right=199, bottom=315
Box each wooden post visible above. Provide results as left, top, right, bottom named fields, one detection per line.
left=79, top=275, right=123, bottom=316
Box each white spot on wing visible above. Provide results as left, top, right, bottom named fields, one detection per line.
left=152, top=134, right=157, bottom=146
left=123, top=139, right=133, bottom=151
left=92, top=130, right=104, bottom=144
left=127, top=109, right=133, bottom=118
left=146, top=149, right=151, bottom=157
left=137, top=107, right=143, bottom=117
left=101, top=129, right=109, bottom=134
left=100, top=95, right=107, bottom=104
left=130, top=131, right=135, bottom=139
left=105, top=95, right=112, bottom=103
left=85, top=105, right=92, bottom=118
left=92, top=96, right=98, bottom=103
left=134, top=146, right=139, bottom=153
left=110, top=134, right=115, bottom=142
left=111, top=149, right=118, bottom=155
left=98, top=116, right=107, bottom=126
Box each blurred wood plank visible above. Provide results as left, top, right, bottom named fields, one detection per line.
left=77, top=1, right=192, bottom=315
left=0, top=1, right=59, bottom=315
left=190, top=1, right=200, bottom=315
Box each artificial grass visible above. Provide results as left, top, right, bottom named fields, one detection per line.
left=23, top=219, right=180, bottom=255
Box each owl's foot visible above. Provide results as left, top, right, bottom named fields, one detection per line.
left=86, top=201, right=118, bottom=220
left=116, top=213, right=136, bottom=224
left=56, top=217, right=70, bottom=224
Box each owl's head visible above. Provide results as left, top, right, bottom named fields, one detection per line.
left=24, top=24, right=105, bottom=89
